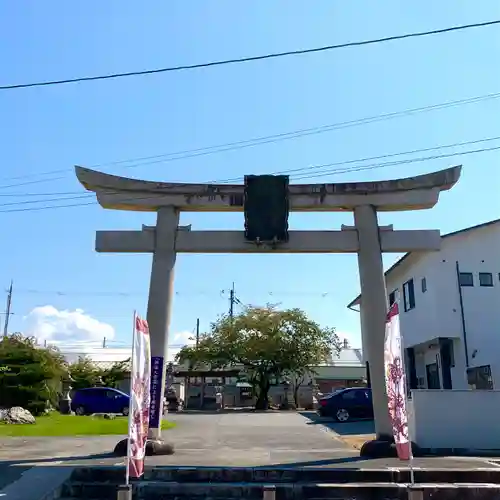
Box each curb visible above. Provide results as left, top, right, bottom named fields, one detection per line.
left=0, top=465, right=74, bottom=500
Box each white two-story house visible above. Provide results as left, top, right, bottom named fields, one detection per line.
left=347, top=218, right=500, bottom=392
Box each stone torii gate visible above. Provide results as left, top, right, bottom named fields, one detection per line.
left=75, top=164, right=461, bottom=456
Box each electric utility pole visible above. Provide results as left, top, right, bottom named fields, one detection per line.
left=227, top=282, right=243, bottom=319
left=195, top=318, right=200, bottom=347
left=229, top=282, right=235, bottom=319
left=3, top=280, right=13, bottom=337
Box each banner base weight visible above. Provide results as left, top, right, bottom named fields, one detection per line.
left=360, top=438, right=421, bottom=458
left=114, top=438, right=175, bottom=456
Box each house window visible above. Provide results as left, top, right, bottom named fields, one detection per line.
left=479, top=272, right=493, bottom=287
left=388, top=289, right=398, bottom=306
left=421, top=277, right=427, bottom=293
left=403, top=279, right=415, bottom=311
left=467, top=365, right=494, bottom=390
left=426, top=362, right=441, bottom=389
left=459, top=272, right=474, bottom=287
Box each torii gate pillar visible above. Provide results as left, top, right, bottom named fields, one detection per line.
left=146, top=207, right=178, bottom=442
left=354, top=205, right=392, bottom=442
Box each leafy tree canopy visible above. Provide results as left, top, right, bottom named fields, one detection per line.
left=176, top=305, right=340, bottom=409
left=0, top=335, right=130, bottom=414
left=0, top=334, right=67, bottom=415
left=69, top=356, right=130, bottom=390
left=101, top=358, right=130, bottom=388
left=69, top=357, right=101, bottom=390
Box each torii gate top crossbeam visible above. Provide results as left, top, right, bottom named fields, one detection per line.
left=75, top=165, right=461, bottom=212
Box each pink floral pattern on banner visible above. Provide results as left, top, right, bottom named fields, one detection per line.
left=128, top=315, right=151, bottom=478
left=384, top=302, right=412, bottom=461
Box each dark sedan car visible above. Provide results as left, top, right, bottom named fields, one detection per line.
left=317, top=387, right=373, bottom=422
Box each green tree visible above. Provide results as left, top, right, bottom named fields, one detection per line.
left=286, top=368, right=314, bottom=408
left=69, top=357, right=130, bottom=390
left=101, top=359, right=130, bottom=388
left=69, top=357, right=101, bottom=389
left=177, top=305, right=340, bottom=410
left=0, top=334, right=67, bottom=415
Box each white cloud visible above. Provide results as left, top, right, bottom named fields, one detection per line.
left=22, top=306, right=197, bottom=364
left=58, top=330, right=194, bottom=364
left=167, top=330, right=196, bottom=362
left=23, top=305, right=115, bottom=345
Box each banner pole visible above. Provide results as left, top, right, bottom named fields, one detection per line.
left=400, top=355, right=415, bottom=485
left=396, top=300, right=415, bottom=486
left=125, top=310, right=137, bottom=487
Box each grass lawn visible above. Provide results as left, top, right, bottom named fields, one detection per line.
left=0, top=413, right=176, bottom=437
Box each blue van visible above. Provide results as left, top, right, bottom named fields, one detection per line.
left=71, top=387, right=130, bottom=416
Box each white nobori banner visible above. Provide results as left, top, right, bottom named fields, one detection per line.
left=127, top=314, right=151, bottom=480
left=384, top=302, right=412, bottom=461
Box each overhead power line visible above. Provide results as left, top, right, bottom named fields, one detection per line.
left=0, top=199, right=97, bottom=213
left=46, top=341, right=188, bottom=349
left=0, top=191, right=88, bottom=197
left=0, top=176, right=68, bottom=189
left=0, top=194, right=89, bottom=208
left=0, top=135, right=499, bottom=213
left=1, top=20, right=499, bottom=91
left=1, top=89, right=500, bottom=187
left=13, top=287, right=335, bottom=298
left=218, top=135, right=500, bottom=183
left=292, top=143, right=500, bottom=180
left=83, top=92, right=500, bottom=173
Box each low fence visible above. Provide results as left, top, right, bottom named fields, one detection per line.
left=409, top=389, right=500, bottom=451
left=185, top=384, right=315, bottom=410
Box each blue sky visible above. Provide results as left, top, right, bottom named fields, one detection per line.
left=0, top=1, right=499, bottom=351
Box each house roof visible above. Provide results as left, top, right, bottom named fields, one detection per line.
left=58, top=347, right=132, bottom=366
left=330, top=347, right=364, bottom=366
left=347, top=218, right=500, bottom=309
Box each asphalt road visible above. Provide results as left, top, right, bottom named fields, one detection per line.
left=300, top=411, right=376, bottom=436
left=1, top=411, right=499, bottom=492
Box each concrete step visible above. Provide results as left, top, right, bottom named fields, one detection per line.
left=61, top=481, right=117, bottom=499
left=69, top=465, right=500, bottom=485
left=59, top=480, right=500, bottom=500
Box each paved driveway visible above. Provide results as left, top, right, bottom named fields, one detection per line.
left=0, top=434, right=121, bottom=490
left=0, top=412, right=357, bottom=479
left=300, top=411, right=375, bottom=437
left=156, top=411, right=357, bottom=466
left=1, top=411, right=498, bottom=490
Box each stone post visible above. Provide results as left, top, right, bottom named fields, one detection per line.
left=280, top=379, right=291, bottom=410
left=59, top=373, right=74, bottom=415
left=146, top=206, right=179, bottom=443
left=354, top=205, right=392, bottom=442
left=164, top=362, right=174, bottom=414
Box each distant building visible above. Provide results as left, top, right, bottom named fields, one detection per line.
left=53, top=338, right=366, bottom=398
left=174, top=338, right=366, bottom=401
left=57, top=346, right=132, bottom=368
left=347, top=218, right=500, bottom=392
left=314, top=343, right=366, bottom=393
